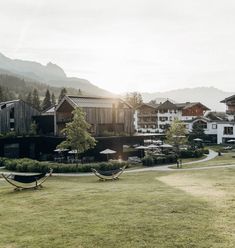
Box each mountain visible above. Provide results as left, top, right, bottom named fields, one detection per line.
left=0, top=52, right=112, bottom=97
left=141, top=87, right=234, bottom=111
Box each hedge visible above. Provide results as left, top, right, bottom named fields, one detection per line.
left=179, top=149, right=208, bottom=158
left=3, top=158, right=129, bottom=173
left=142, top=154, right=177, bottom=167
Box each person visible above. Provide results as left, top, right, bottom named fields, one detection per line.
left=176, top=159, right=180, bottom=169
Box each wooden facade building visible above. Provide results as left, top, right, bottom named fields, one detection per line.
left=0, top=100, right=40, bottom=135
left=55, top=95, right=135, bottom=137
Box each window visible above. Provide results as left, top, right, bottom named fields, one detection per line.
left=224, top=127, right=233, bottom=135
left=212, top=124, right=217, bottom=129
left=10, top=107, right=14, bottom=119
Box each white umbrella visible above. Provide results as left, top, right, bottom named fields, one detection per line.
left=193, top=138, right=203, bottom=142
left=153, top=140, right=162, bottom=144
left=100, top=149, right=117, bottom=161
left=227, top=139, right=235, bottom=143
left=68, top=150, right=78, bottom=154
left=135, top=146, right=149, bottom=149
left=160, top=144, right=173, bottom=148
left=54, top=148, right=69, bottom=152
left=147, top=144, right=159, bottom=149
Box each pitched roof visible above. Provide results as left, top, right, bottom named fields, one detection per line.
left=137, top=102, right=159, bottom=109
left=157, top=100, right=178, bottom=110
left=205, top=111, right=228, bottom=121
left=221, top=95, right=235, bottom=103
left=176, top=102, right=210, bottom=110
left=57, top=95, right=132, bottom=110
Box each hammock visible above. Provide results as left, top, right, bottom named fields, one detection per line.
left=1, top=169, right=53, bottom=190
left=91, top=166, right=126, bottom=181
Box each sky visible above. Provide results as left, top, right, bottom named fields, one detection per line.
left=1, top=0, right=235, bottom=94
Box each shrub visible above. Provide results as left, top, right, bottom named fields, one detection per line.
left=3, top=157, right=129, bottom=173
left=142, top=156, right=155, bottom=166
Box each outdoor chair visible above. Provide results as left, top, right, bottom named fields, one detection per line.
left=1, top=169, right=53, bottom=191
left=91, top=166, right=126, bottom=181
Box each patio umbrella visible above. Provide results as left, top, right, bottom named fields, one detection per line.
left=100, top=149, right=117, bottom=161
left=193, top=138, right=203, bottom=142
left=147, top=144, right=159, bottom=149
left=68, top=150, right=78, bottom=154
left=227, top=139, right=235, bottom=143
left=160, top=144, right=173, bottom=148
left=54, top=148, right=69, bottom=152
left=135, top=146, right=148, bottom=157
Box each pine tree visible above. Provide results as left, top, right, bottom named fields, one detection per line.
left=57, top=107, right=96, bottom=163
left=0, top=86, right=3, bottom=102
left=58, top=88, right=67, bottom=103
left=26, top=92, right=33, bottom=105
left=51, top=93, right=56, bottom=106
left=32, top=89, right=41, bottom=110
left=42, top=89, right=52, bottom=111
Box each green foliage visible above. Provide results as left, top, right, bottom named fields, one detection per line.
left=29, top=121, right=38, bottom=136
left=32, top=88, right=41, bottom=110
left=165, top=119, right=188, bottom=153
left=58, top=87, right=67, bottom=103
left=125, top=91, right=143, bottom=109
left=42, top=89, right=52, bottom=110
left=179, top=149, right=206, bottom=158
left=142, top=155, right=155, bottom=166
left=3, top=157, right=128, bottom=173
left=142, top=154, right=177, bottom=166
left=189, top=122, right=207, bottom=141
left=51, top=93, right=56, bottom=105
left=58, top=107, right=96, bottom=156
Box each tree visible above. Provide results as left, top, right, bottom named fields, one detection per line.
left=0, top=86, right=3, bottom=102
left=26, top=92, right=33, bottom=105
left=32, top=89, right=41, bottom=110
left=188, top=122, right=206, bottom=141
left=58, top=88, right=67, bottom=103
left=57, top=107, right=96, bottom=162
left=42, top=89, right=52, bottom=110
left=165, top=119, right=188, bottom=154
left=51, top=93, right=56, bottom=106
left=125, top=92, right=143, bottom=109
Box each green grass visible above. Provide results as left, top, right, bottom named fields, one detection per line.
left=177, top=152, right=235, bottom=169
left=0, top=168, right=235, bottom=248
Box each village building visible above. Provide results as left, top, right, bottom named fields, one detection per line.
left=136, top=100, right=210, bottom=133
left=54, top=95, right=135, bottom=137
left=0, top=99, right=40, bottom=135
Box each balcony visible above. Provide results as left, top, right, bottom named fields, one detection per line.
left=138, top=113, right=157, bottom=117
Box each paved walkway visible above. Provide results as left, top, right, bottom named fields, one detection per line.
left=1, top=150, right=235, bottom=178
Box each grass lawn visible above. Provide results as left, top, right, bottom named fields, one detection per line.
left=176, top=152, right=235, bottom=169
left=1, top=168, right=235, bottom=248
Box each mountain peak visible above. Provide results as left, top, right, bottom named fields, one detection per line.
left=46, top=62, right=66, bottom=78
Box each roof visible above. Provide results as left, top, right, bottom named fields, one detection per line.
left=221, top=95, right=235, bottom=103
left=57, top=95, right=132, bottom=110
left=137, top=102, right=159, bottom=109
left=157, top=100, right=178, bottom=110
left=0, top=99, right=21, bottom=110
left=176, top=102, right=210, bottom=110
left=205, top=111, right=228, bottom=121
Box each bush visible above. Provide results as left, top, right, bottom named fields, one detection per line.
left=142, top=154, right=177, bottom=166
left=179, top=149, right=205, bottom=158
left=142, top=156, right=155, bottom=166
left=3, top=157, right=129, bottom=173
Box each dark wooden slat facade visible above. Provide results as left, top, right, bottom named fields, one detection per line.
left=55, top=96, right=135, bottom=136
left=0, top=100, right=40, bottom=135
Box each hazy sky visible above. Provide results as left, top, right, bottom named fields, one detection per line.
left=1, top=0, right=235, bottom=93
